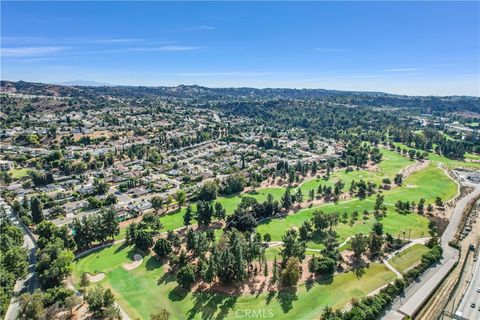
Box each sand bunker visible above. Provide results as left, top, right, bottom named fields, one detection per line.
left=123, top=254, right=143, bottom=271
left=87, top=272, right=105, bottom=283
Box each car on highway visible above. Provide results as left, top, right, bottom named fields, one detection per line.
left=471, top=303, right=475, bottom=308
left=476, top=287, right=480, bottom=293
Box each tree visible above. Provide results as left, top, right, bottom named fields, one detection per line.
left=281, top=257, right=301, bottom=286
left=295, top=188, right=303, bottom=203
left=36, top=239, right=74, bottom=288
left=30, top=197, right=44, bottom=224
left=196, top=201, right=213, bottom=226
left=80, top=272, right=90, bottom=291
left=214, top=202, right=226, bottom=220
left=198, top=181, right=218, bottom=201
left=372, top=222, right=383, bottom=236
left=65, top=295, right=82, bottom=318
left=150, top=309, right=170, bottom=320
left=394, top=174, right=403, bottom=186
left=263, top=233, right=272, bottom=242
left=17, top=291, right=46, bottom=320
left=368, top=233, right=384, bottom=257
left=154, top=238, right=172, bottom=259
left=351, top=234, right=367, bottom=260
left=204, top=255, right=216, bottom=285
left=134, top=229, right=153, bottom=252
left=427, top=204, right=434, bottom=214
left=176, top=263, right=196, bottom=288
left=280, top=229, right=305, bottom=262
left=151, top=196, right=163, bottom=213
left=225, top=209, right=257, bottom=232
left=183, top=205, right=192, bottom=226
left=85, top=286, right=118, bottom=319
left=176, top=190, right=186, bottom=209
left=101, top=209, right=120, bottom=240
left=2, top=246, right=28, bottom=280
left=309, top=256, right=336, bottom=276
left=270, top=255, right=279, bottom=286
left=281, top=188, right=293, bottom=210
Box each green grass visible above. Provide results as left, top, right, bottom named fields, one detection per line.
left=297, top=148, right=412, bottom=197
left=257, top=163, right=456, bottom=247
left=392, top=142, right=480, bottom=169
left=73, top=243, right=395, bottom=319
left=153, top=147, right=413, bottom=234
left=388, top=244, right=429, bottom=274
left=386, top=164, right=457, bottom=204
left=465, top=152, right=480, bottom=161
left=9, top=168, right=30, bottom=179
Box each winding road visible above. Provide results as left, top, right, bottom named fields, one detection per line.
left=2, top=196, right=39, bottom=320
left=382, top=171, right=480, bottom=319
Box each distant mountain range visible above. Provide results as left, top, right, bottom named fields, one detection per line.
left=1, top=80, right=479, bottom=113
left=57, top=80, right=112, bottom=87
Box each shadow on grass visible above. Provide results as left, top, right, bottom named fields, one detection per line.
left=186, top=290, right=239, bottom=320
left=276, top=287, right=298, bottom=313
left=158, top=270, right=176, bottom=286
left=114, top=242, right=131, bottom=254
left=168, top=285, right=189, bottom=302
left=265, top=290, right=276, bottom=305
left=144, top=256, right=164, bottom=271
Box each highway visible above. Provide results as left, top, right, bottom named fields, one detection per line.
left=1, top=197, right=39, bottom=320
left=383, top=171, right=480, bottom=320
left=455, top=245, right=480, bottom=319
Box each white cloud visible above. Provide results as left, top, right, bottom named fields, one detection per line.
left=314, top=48, right=350, bottom=52
left=1, top=46, right=68, bottom=57
left=184, top=25, right=216, bottom=31
left=383, top=68, right=421, bottom=72
left=128, top=45, right=204, bottom=52
left=178, top=71, right=319, bottom=77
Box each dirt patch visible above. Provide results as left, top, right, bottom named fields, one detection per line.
left=87, top=272, right=105, bottom=283
left=122, top=254, right=143, bottom=271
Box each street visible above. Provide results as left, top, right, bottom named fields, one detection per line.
left=1, top=197, right=39, bottom=320
left=382, top=171, right=480, bottom=319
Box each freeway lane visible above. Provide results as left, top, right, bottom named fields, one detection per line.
left=455, top=245, right=480, bottom=319
left=383, top=171, right=480, bottom=319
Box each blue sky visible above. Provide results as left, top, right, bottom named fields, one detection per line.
left=1, top=1, right=479, bottom=96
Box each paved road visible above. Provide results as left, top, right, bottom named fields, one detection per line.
left=455, top=246, right=480, bottom=319
left=383, top=173, right=480, bottom=319
left=1, top=197, right=39, bottom=320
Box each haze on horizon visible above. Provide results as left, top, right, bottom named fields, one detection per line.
left=1, top=1, right=479, bottom=96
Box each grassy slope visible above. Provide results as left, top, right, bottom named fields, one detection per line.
left=388, top=244, right=429, bottom=274
left=392, top=142, right=480, bottom=169
left=73, top=243, right=395, bottom=320
left=257, top=164, right=457, bottom=248
left=154, top=148, right=413, bottom=234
